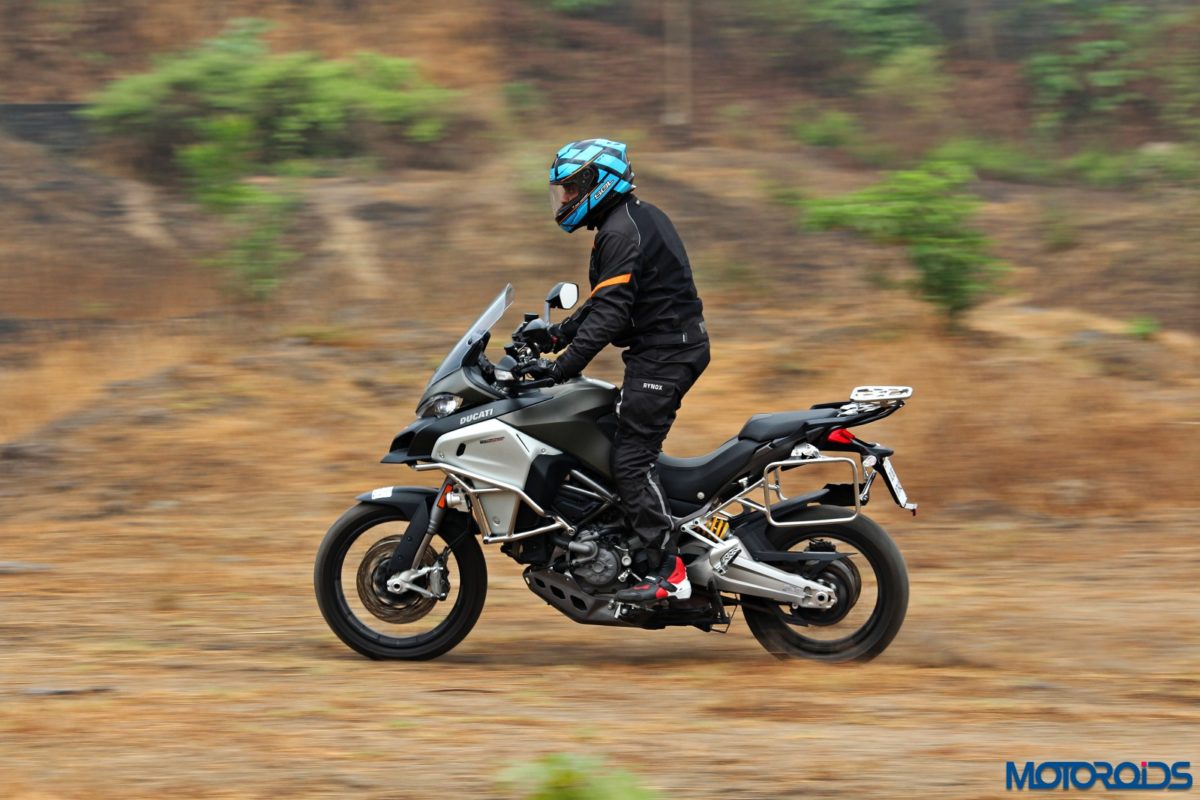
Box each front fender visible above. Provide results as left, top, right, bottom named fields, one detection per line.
left=355, top=486, right=477, bottom=575
left=356, top=485, right=438, bottom=515
left=358, top=487, right=438, bottom=575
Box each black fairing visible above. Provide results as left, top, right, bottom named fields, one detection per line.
left=524, top=453, right=577, bottom=509
left=503, top=380, right=620, bottom=477
left=385, top=394, right=552, bottom=462
left=512, top=453, right=578, bottom=532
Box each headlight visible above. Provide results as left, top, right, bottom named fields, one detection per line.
left=416, top=393, right=463, bottom=418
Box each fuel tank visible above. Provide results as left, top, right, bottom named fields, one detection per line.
left=501, top=377, right=618, bottom=477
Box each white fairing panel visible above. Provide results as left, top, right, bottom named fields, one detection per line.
left=432, top=420, right=561, bottom=535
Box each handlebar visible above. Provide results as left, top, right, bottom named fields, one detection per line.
left=482, top=311, right=565, bottom=395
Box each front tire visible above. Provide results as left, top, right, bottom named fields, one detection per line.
left=743, top=507, right=908, bottom=663
left=315, top=502, right=487, bottom=660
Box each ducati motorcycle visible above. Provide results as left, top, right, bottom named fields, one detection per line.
left=315, top=283, right=919, bottom=662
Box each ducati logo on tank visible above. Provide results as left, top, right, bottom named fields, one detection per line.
left=458, top=408, right=495, bottom=426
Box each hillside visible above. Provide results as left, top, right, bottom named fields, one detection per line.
left=1, top=3, right=1198, bottom=797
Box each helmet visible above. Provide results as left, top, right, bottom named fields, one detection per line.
left=549, top=138, right=635, bottom=233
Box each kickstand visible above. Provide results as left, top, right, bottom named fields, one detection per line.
left=708, top=579, right=738, bottom=633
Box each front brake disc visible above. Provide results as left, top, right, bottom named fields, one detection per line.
left=356, top=535, right=438, bottom=624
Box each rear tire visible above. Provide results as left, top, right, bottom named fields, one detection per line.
left=315, top=502, right=487, bottom=660
left=743, top=507, right=908, bottom=663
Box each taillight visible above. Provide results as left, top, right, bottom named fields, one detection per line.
left=827, top=429, right=856, bottom=445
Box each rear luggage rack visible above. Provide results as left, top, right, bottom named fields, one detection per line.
left=850, top=385, right=913, bottom=404
left=761, top=445, right=862, bottom=528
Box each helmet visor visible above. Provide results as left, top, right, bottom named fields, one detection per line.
left=548, top=182, right=571, bottom=215
left=549, top=164, right=597, bottom=225
left=550, top=180, right=590, bottom=224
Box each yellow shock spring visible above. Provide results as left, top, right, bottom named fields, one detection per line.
left=706, top=517, right=730, bottom=539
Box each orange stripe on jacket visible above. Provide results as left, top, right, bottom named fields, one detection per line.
left=589, top=273, right=632, bottom=298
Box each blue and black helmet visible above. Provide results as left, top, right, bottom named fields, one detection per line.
left=549, top=138, right=636, bottom=233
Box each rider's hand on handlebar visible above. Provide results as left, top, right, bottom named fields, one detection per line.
left=546, top=323, right=569, bottom=353
left=516, top=358, right=562, bottom=383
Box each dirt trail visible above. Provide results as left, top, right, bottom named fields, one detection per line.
left=2, top=137, right=1198, bottom=797
left=1, top=504, right=1196, bottom=799
left=0, top=322, right=1197, bottom=798
left=307, top=180, right=392, bottom=296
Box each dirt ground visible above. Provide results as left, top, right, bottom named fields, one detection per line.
left=1, top=500, right=1197, bottom=798
left=1, top=319, right=1197, bottom=799
left=2, top=128, right=1198, bottom=797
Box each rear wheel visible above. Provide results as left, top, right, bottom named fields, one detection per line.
left=314, top=502, right=487, bottom=660
left=743, top=508, right=908, bottom=662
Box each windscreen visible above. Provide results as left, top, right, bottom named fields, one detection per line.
left=423, top=284, right=513, bottom=392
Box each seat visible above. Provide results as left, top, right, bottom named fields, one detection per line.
left=657, top=438, right=760, bottom=503
left=737, top=409, right=836, bottom=442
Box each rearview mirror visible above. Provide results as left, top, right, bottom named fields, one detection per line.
left=544, top=282, right=580, bottom=322
left=546, top=282, right=579, bottom=311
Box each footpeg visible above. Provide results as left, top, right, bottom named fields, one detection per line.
left=707, top=536, right=743, bottom=576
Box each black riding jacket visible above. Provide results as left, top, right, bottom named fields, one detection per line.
left=554, top=194, right=706, bottom=379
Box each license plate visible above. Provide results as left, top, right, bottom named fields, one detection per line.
left=881, top=457, right=918, bottom=514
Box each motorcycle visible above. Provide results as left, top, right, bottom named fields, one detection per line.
left=314, top=283, right=918, bottom=662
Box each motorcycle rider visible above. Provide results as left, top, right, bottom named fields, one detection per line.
left=525, top=138, right=710, bottom=605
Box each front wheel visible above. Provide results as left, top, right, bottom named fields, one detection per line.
left=314, top=502, right=487, bottom=660
left=742, top=508, right=908, bottom=663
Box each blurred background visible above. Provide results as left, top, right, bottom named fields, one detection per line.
left=1, top=2, right=1197, bottom=798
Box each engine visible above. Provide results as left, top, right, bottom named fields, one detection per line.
left=567, top=527, right=635, bottom=594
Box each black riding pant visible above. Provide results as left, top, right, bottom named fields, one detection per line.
left=612, top=340, right=710, bottom=568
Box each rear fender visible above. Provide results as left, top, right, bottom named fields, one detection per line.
left=733, top=504, right=855, bottom=567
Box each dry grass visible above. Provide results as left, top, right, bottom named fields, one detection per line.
left=1, top=324, right=1196, bottom=799
left=1, top=127, right=1198, bottom=798
left=0, top=330, right=215, bottom=442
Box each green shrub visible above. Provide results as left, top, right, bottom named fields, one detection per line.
left=1060, top=149, right=1137, bottom=187
left=1055, top=147, right=1198, bottom=188
left=83, top=19, right=458, bottom=168
left=804, top=162, right=1001, bottom=321
left=499, top=753, right=658, bottom=800
left=1129, top=143, right=1200, bottom=184
left=83, top=19, right=458, bottom=300
left=1011, top=3, right=1200, bottom=141
left=791, top=108, right=863, bottom=148
left=927, top=138, right=1198, bottom=188
left=926, top=138, right=1055, bottom=183
left=1156, top=13, right=1200, bottom=140
left=177, top=116, right=262, bottom=211
left=1126, top=315, right=1161, bottom=340
left=209, top=189, right=300, bottom=302
left=745, top=0, right=935, bottom=62
left=864, top=45, right=950, bottom=117
left=1025, top=34, right=1146, bottom=135
left=543, top=0, right=622, bottom=12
